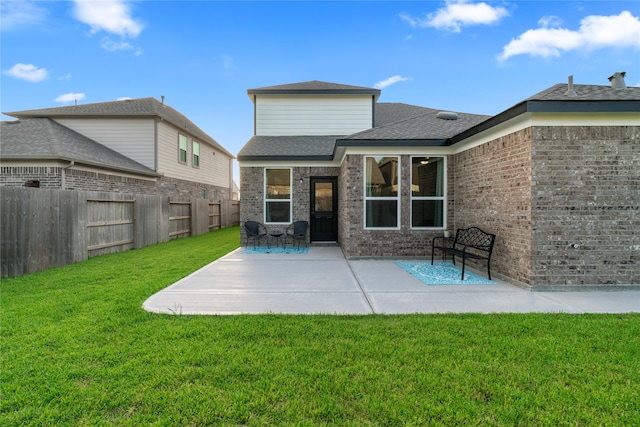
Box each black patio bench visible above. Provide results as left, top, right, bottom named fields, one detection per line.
left=431, top=227, right=496, bottom=280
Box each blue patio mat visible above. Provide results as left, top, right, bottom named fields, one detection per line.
left=396, top=261, right=496, bottom=285
left=242, top=246, right=309, bottom=254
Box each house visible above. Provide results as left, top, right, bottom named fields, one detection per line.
left=238, top=74, right=640, bottom=290
left=2, top=97, right=235, bottom=200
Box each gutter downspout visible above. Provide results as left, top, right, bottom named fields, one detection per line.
left=61, top=160, right=75, bottom=189
left=229, top=158, right=234, bottom=200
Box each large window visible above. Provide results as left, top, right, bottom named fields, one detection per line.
left=265, top=169, right=291, bottom=223
left=192, top=141, right=200, bottom=167
left=178, top=134, right=188, bottom=163
left=411, top=156, right=446, bottom=228
left=364, top=156, right=399, bottom=228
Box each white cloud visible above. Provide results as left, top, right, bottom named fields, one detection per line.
left=221, top=54, right=234, bottom=69
left=374, top=75, right=410, bottom=89
left=499, top=11, right=640, bottom=61
left=54, top=93, right=86, bottom=104
left=0, top=0, right=48, bottom=31
left=101, top=39, right=133, bottom=51
left=400, top=0, right=509, bottom=33
left=72, top=0, right=143, bottom=38
left=100, top=37, right=143, bottom=56
left=538, top=15, right=563, bottom=28
left=3, top=63, right=48, bottom=82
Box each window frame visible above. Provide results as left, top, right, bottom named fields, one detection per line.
left=264, top=168, right=292, bottom=225
left=410, top=156, right=447, bottom=230
left=363, top=155, right=401, bottom=230
left=192, top=141, right=200, bottom=168
left=178, top=134, right=188, bottom=164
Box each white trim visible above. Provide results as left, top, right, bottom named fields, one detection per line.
left=451, top=111, right=640, bottom=154
left=264, top=167, right=292, bottom=225
left=241, top=160, right=340, bottom=168
left=363, top=155, right=401, bottom=230
left=239, top=111, right=640, bottom=170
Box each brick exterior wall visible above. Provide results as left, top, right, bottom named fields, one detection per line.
left=0, top=166, right=61, bottom=188
left=0, top=166, right=231, bottom=201
left=530, top=125, right=639, bottom=289
left=239, top=125, right=638, bottom=289
left=239, top=166, right=339, bottom=245
left=339, top=155, right=446, bottom=258
left=452, top=128, right=533, bottom=286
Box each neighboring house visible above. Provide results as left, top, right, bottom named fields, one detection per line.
left=238, top=74, right=639, bottom=289
left=2, top=97, right=235, bottom=200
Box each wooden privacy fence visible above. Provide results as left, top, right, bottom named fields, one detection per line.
left=1, top=188, right=240, bottom=278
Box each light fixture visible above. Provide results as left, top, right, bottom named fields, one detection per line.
left=299, top=177, right=304, bottom=184
left=420, top=158, right=429, bottom=165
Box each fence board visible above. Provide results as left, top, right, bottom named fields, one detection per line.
left=1, top=188, right=240, bottom=277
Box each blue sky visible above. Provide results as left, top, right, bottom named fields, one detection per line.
left=2, top=0, right=639, bottom=180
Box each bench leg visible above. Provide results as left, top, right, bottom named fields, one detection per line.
left=487, top=259, right=491, bottom=280
left=461, top=253, right=466, bottom=280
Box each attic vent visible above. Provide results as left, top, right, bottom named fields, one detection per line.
left=608, top=72, right=627, bottom=89
left=436, top=111, right=459, bottom=120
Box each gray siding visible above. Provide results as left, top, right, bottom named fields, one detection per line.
left=55, top=118, right=155, bottom=169
left=256, top=95, right=373, bottom=136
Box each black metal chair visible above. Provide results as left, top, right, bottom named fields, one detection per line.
left=244, top=221, right=268, bottom=248
left=286, top=221, right=309, bottom=248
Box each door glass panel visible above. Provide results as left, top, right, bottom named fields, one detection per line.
left=314, top=182, right=333, bottom=212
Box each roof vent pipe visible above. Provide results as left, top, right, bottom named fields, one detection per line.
left=161, top=95, right=165, bottom=106
left=566, top=75, right=577, bottom=97
left=608, top=72, right=626, bottom=89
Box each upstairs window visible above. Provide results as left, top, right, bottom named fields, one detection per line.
left=265, top=169, right=291, bottom=224
left=364, top=156, right=399, bottom=229
left=411, top=156, right=446, bottom=228
left=178, top=134, right=188, bottom=163
left=193, top=141, right=200, bottom=167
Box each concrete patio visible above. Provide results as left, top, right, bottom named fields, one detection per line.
left=143, top=246, right=640, bottom=315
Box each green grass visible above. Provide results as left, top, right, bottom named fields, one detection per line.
left=2, top=225, right=639, bottom=426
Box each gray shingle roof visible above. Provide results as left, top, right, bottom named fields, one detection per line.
left=247, top=80, right=380, bottom=97
left=1, top=118, right=158, bottom=176
left=341, top=108, right=490, bottom=144
left=236, top=80, right=640, bottom=161
left=527, top=83, right=640, bottom=101
left=374, top=103, right=437, bottom=127
left=4, top=97, right=234, bottom=158
left=238, top=135, right=339, bottom=161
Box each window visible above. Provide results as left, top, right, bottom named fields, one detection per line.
left=178, top=134, right=188, bottom=163
left=411, top=156, right=446, bottom=228
left=201, top=188, right=207, bottom=199
left=364, top=156, right=399, bottom=228
left=265, top=169, right=291, bottom=223
left=193, top=141, right=200, bottom=167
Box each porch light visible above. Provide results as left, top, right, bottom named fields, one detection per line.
left=420, top=158, right=429, bottom=165
left=299, top=177, right=304, bottom=183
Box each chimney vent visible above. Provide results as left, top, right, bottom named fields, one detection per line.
left=566, top=75, right=577, bottom=97
left=161, top=95, right=165, bottom=106
left=608, top=72, right=626, bottom=89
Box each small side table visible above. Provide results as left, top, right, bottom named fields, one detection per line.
left=268, top=231, right=284, bottom=248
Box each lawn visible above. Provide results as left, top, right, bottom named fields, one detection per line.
left=2, top=225, right=639, bottom=426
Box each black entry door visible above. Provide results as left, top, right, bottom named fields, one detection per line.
left=310, top=177, right=338, bottom=242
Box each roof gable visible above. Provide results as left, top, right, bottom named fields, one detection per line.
left=247, top=80, right=380, bottom=98
left=0, top=118, right=158, bottom=176
left=4, top=97, right=234, bottom=158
